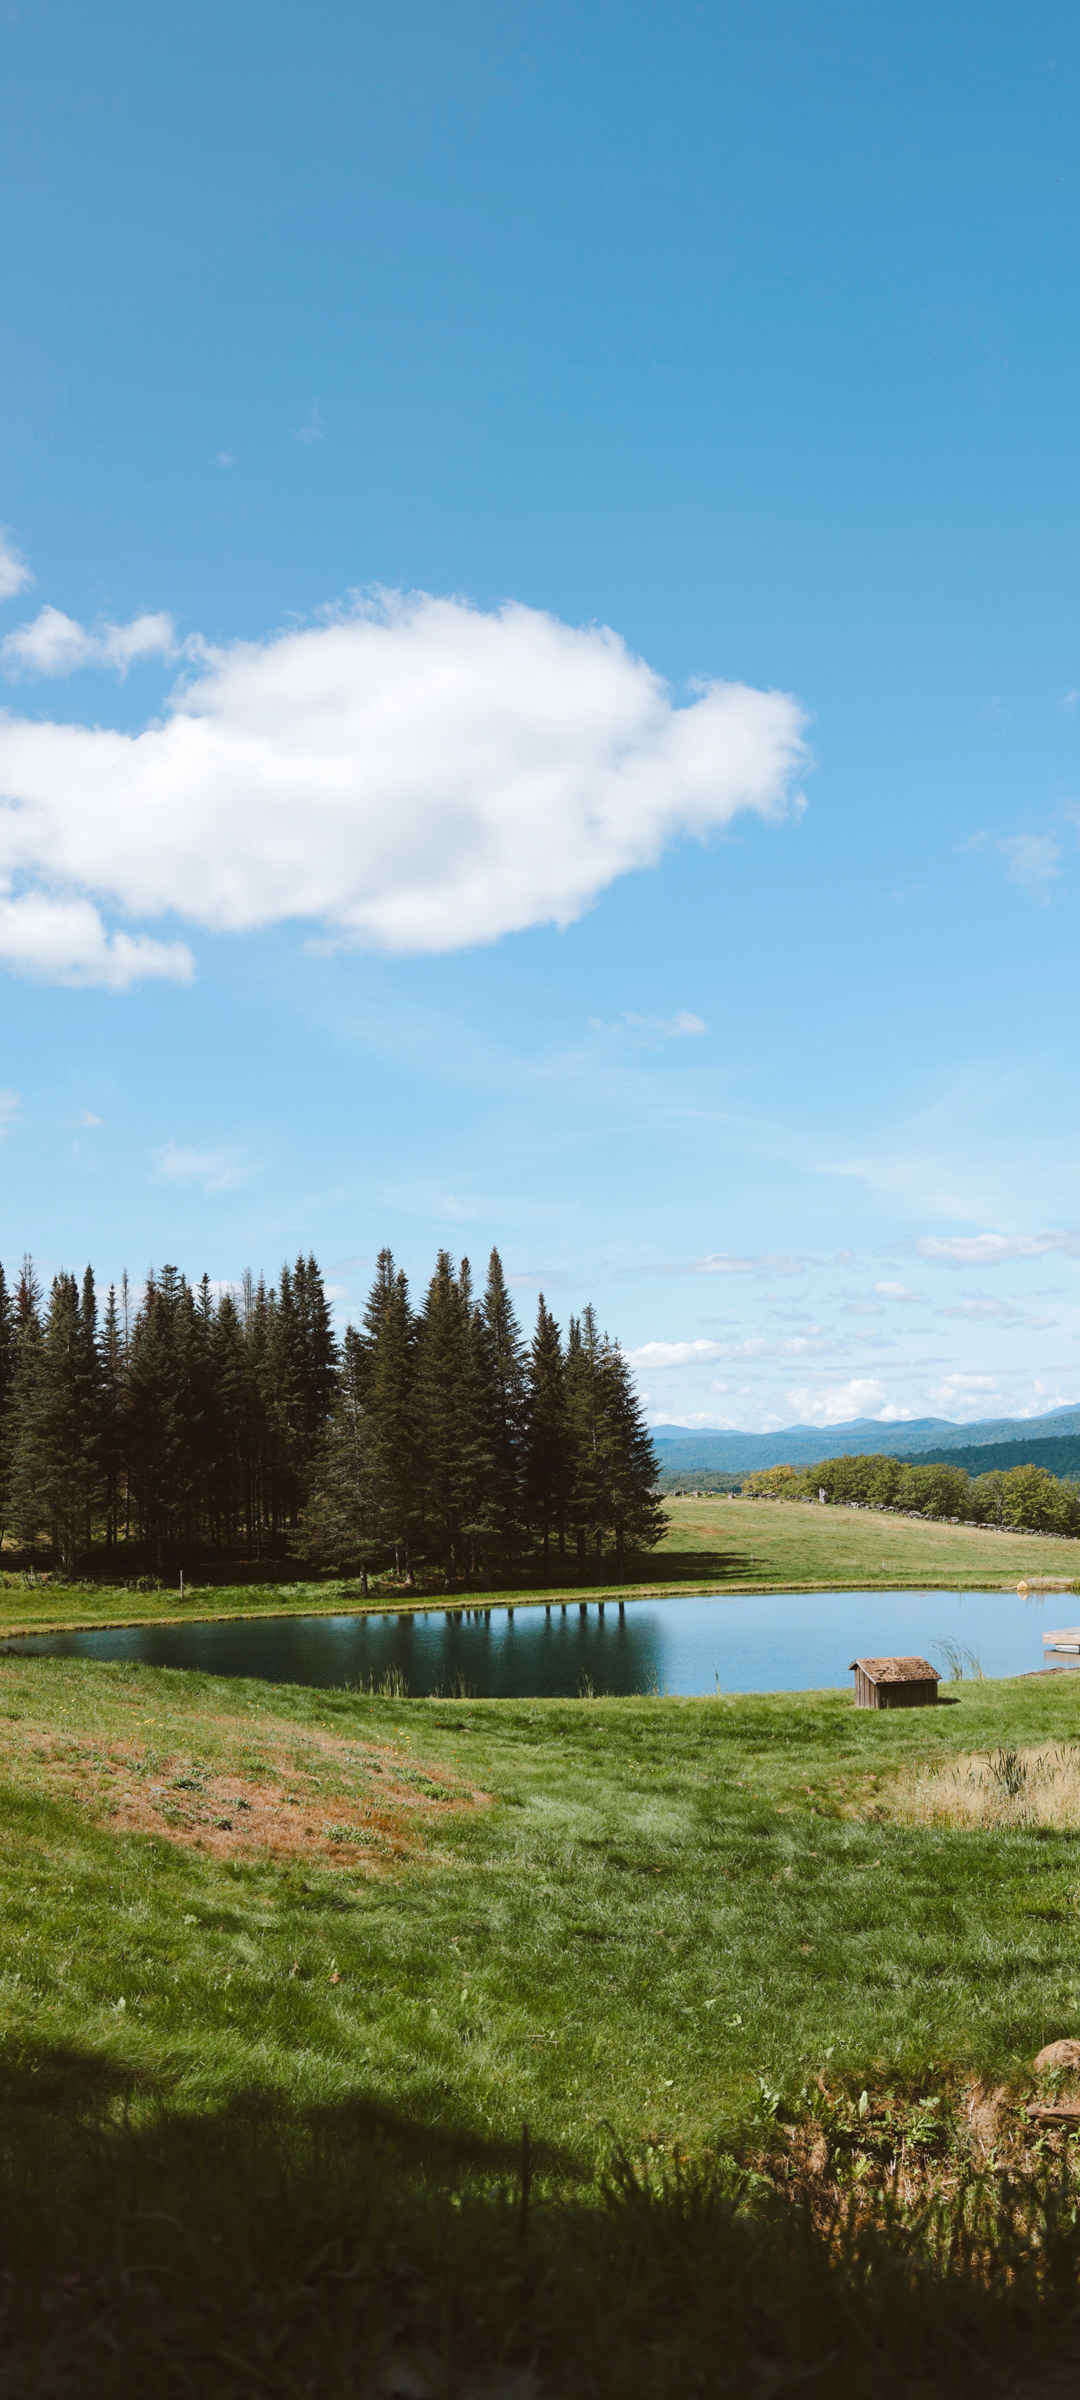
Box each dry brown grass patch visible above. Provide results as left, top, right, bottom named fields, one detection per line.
left=874, top=1742, right=1080, bottom=1831
left=0, top=1705, right=487, bottom=1865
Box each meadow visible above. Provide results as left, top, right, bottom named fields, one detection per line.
left=4, top=1494, right=1080, bottom=1638
left=5, top=1648, right=1080, bottom=2393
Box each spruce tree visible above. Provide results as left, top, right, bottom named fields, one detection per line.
left=302, top=1325, right=372, bottom=1571
left=414, top=1250, right=471, bottom=1582
left=564, top=1308, right=604, bottom=1564
left=597, top=1338, right=666, bottom=1572
left=100, top=1284, right=126, bottom=1552
left=525, top=1296, right=567, bottom=1567
left=478, top=1248, right=526, bottom=1569
left=10, top=1271, right=100, bottom=1573
left=360, top=1251, right=418, bottom=1578
left=0, top=1265, right=15, bottom=1547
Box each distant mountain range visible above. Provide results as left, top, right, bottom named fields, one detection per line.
left=651, top=1403, right=1080, bottom=1476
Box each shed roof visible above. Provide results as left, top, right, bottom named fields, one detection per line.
left=849, top=1656, right=938, bottom=1684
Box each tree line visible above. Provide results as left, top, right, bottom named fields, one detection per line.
left=0, top=1247, right=664, bottom=1583
left=742, top=1450, right=1080, bottom=1536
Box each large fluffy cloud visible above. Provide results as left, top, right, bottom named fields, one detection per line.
left=0, top=590, right=808, bottom=981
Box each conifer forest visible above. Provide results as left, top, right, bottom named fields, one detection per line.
left=0, top=1246, right=665, bottom=1583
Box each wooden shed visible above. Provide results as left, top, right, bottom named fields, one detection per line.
left=849, top=1655, right=939, bottom=1710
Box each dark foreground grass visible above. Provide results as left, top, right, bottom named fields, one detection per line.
left=4, top=1660, right=1080, bottom=2393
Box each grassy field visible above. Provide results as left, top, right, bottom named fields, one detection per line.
left=3, top=1495, right=1079, bottom=1639
left=5, top=1652, right=1080, bottom=2392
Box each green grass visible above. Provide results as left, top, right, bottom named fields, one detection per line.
left=4, top=1495, right=1079, bottom=1639
left=6, top=1655, right=1080, bottom=2391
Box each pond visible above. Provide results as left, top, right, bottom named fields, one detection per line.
left=2, top=1585, right=1076, bottom=1697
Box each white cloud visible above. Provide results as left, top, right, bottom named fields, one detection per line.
left=874, top=1279, right=916, bottom=1300
left=629, top=1338, right=730, bottom=1369
left=694, top=1250, right=810, bottom=1277
left=77, top=1109, right=104, bottom=1128
left=0, top=589, right=808, bottom=984
left=784, top=1377, right=914, bottom=1426
left=940, top=1293, right=1015, bottom=1320
left=294, top=401, right=325, bottom=445
left=929, top=1373, right=1000, bottom=1414
left=997, top=832, right=1062, bottom=899
left=633, top=1328, right=830, bottom=1374
left=592, top=1007, right=707, bottom=1039
left=918, top=1230, right=1080, bottom=1267
left=152, top=1140, right=254, bottom=1193
left=0, top=1088, right=19, bottom=1136
left=0, top=605, right=177, bottom=681
left=0, top=889, right=193, bottom=988
left=0, top=532, right=31, bottom=603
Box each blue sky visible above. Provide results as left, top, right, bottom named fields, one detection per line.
left=3, top=0, right=1080, bottom=1432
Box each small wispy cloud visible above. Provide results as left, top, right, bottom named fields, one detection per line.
left=918, top=1230, right=1080, bottom=1267
left=874, top=1279, right=916, bottom=1301
left=152, top=1140, right=255, bottom=1193
left=1062, top=689, right=1079, bottom=709
left=216, top=451, right=234, bottom=470
left=694, top=1251, right=810, bottom=1277
left=929, top=1372, right=1000, bottom=1413
left=0, top=605, right=178, bottom=681
left=293, top=401, right=325, bottom=445
left=0, top=1088, right=20, bottom=1137
left=997, top=831, right=1062, bottom=900
left=590, top=1009, right=706, bottom=1040
left=77, top=1109, right=104, bottom=1129
left=0, top=530, right=31, bottom=603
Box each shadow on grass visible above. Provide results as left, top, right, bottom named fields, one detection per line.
left=1, top=2042, right=1078, bottom=2397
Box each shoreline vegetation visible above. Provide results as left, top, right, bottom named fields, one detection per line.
left=742, top=1446, right=1080, bottom=1534
left=4, top=1494, right=1080, bottom=1638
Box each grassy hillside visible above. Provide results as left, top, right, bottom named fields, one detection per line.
left=4, top=1656, right=1080, bottom=2393
left=657, top=1493, right=1080, bottom=1588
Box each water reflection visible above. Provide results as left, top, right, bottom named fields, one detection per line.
left=0, top=1585, right=1073, bottom=1696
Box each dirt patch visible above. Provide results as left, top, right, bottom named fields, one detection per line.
left=0, top=1708, right=487, bottom=1866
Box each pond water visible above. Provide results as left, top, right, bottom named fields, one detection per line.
left=2, top=1586, right=1077, bottom=1697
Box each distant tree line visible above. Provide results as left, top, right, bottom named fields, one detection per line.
left=0, top=1247, right=664, bottom=1583
left=742, top=1451, right=1080, bottom=1536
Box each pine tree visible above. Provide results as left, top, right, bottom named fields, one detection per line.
left=100, top=1284, right=126, bottom=1551
left=597, top=1338, right=666, bottom=1572
left=10, top=1271, right=100, bottom=1573
left=302, top=1325, right=372, bottom=1572
left=125, top=1268, right=204, bottom=1569
left=360, top=1251, right=418, bottom=1578
left=414, top=1250, right=471, bottom=1582
left=525, top=1296, right=567, bottom=1567
left=0, top=1265, right=15, bottom=1547
left=564, top=1308, right=605, bottom=1564
left=478, top=1248, right=527, bottom=1569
